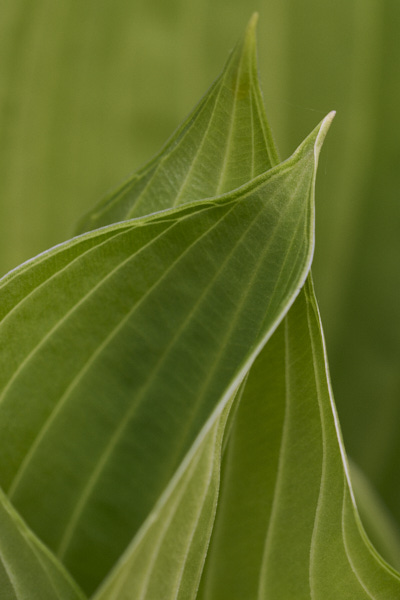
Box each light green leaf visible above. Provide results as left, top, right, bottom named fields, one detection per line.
left=198, top=278, right=400, bottom=599
left=0, top=114, right=330, bottom=594
left=0, top=486, right=86, bottom=600
left=77, top=13, right=278, bottom=233
left=93, top=385, right=238, bottom=600
left=4, top=11, right=393, bottom=599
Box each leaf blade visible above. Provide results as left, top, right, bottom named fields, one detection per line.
left=198, top=278, right=400, bottom=599
left=93, top=386, right=240, bottom=600
left=0, top=487, right=86, bottom=600
left=0, top=119, right=327, bottom=593
left=76, top=14, right=278, bottom=233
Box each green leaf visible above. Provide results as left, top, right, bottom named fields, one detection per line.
left=349, top=460, right=400, bottom=572
left=77, top=13, right=278, bottom=233
left=93, top=386, right=238, bottom=600
left=0, top=487, right=86, bottom=600
left=5, top=11, right=393, bottom=599
left=197, top=278, right=400, bottom=599
left=0, top=115, right=329, bottom=593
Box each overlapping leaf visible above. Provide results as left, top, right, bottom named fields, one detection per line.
left=0, top=487, right=85, bottom=600
left=0, top=132, right=324, bottom=593
left=76, top=14, right=278, bottom=234
left=93, top=387, right=238, bottom=600
left=0, top=14, right=398, bottom=600
left=349, top=461, right=400, bottom=571
left=0, top=21, right=330, bottom=592
left=198, top=280, right=400, bottom=599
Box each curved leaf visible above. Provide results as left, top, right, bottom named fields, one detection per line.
left=77, top=13, right=278, bottom=233
left=0, top=117, right=329, bottom=593
left=3, top=12, right=387, bottom=600
left=197, top=279, right=400, bottom=599
left=0, top=487, right=86, bottom=600
left=93, top=386, right=239, bottom=600
left=349, top=461, right=400, bottom=572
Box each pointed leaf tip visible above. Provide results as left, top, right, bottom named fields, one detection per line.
left=246, top=12, right=259, bottom=36
left=239, top=13, right=259, bottom=58
left=289, top=110, right=335, bottom=167
left=315, top=110, right=336, bottom=158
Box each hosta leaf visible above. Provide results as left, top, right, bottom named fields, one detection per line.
left=349, top=461, right=400, bottom=572
left=77, top=13, right=278, bottom=233
left=0, top=116, right=331, bottom=594
left=93, top=385, right=238, bottom=600
left=0, top=487, right=86, bottom=600
left=198, top=279, right=400, bottom=599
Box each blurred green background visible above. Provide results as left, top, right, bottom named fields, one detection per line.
left=1, top=0, right=399, bottom=525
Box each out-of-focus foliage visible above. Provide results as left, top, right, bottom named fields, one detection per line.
left=0, top=0, right=399, bottom=565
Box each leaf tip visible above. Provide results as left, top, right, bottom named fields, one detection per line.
left=242, top=12, right=259, bottom=52
left=246, top=12, right=259, bottom=35
left=314, top=110, right=336, bottom=158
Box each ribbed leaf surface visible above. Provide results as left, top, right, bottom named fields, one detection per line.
left=94, top=391, right=237, bottom=600
left=197, top=279, right=400, bottom=599
left=0, top=488, right=85, bottom=600
left=1, top=13, right=397, bottom=600
left=0, top=118, right=328, bottom=593
left=77, top=14, right=278, bottom=233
